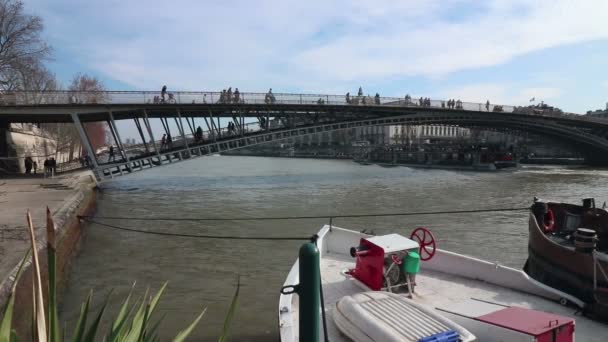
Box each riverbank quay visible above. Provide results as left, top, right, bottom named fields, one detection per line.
left=0, top=170, right=97, bottom=338
left=371, top=161, right=508, bottom=171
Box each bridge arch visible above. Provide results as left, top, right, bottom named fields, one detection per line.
left=97, top=112, right=608, bottom=179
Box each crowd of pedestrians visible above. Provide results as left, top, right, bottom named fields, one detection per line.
left=43, top=158, right=56, bottom=176
left=150, top=84, right=499, bottom=115
left=344, top=87, right=382, bottom=105
left=219, top=87, right=242, bottom=104
left=419, top=97, right=431, bottom=107
left=446, top=99, right=463, bottom=109
left=160, top=133, right=173, bottom=150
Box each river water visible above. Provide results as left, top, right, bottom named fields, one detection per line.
left=58, top=156, right=608, bottom=340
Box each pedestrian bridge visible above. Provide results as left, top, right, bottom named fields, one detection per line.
left=1, top=90, right=607, bottom=180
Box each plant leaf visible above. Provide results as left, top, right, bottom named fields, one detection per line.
left=108, top=283, right=136, bottom=341
left=142, top=314, right=165, bottom=342
left=218, top=276, right=240, bottom=342
left=46, top=208, right=60, bottom=342
left=26, top=210, right=47, bottom=342
left=82, top=294, right=109, bottom=342
left=146, top=282, right=167, bottom=318
left=9, top=330, right=17, bottom=342
left=123, top=288, right=150, bottom=342
left=0, top=250, right=31, bottom=342
left=70, top=291, right=92, bottom=342
left=171, top=308, right=207, bottom=342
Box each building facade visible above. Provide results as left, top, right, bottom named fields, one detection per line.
left=389, top=124, right=470, bottom=145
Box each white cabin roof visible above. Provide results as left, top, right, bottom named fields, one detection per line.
left=365, top=233, right=419, bottom=253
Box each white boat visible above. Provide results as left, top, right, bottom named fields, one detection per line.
left=279, top=225, right=608, bottom=341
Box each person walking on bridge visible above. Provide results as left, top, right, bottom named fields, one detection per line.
left=109, top=145, right=116, bottom=162
left=196, top=126, right=203, bottom=143
left=167, top=134, right=173, bottom=149
left=358, top=87, right=363, bottom=96
left=485, top=100, right=490, bottom=111
left=161, top=85, right=167, bottom=103
left=226, top=87, right=232, bottom=104
left=161, top=134, right=167, bottom=150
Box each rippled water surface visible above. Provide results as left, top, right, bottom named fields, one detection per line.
left=59, top=156, right=608, bottom=340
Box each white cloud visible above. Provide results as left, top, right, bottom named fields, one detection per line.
left=513, top=87, right=561, bottom=104
left=440, top=83, right=508, bottom=103
left=441, top=83, right=561, bottom=107
left=27, top=0, right=608, bottom=94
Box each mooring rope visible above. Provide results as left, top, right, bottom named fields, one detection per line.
left=78, top=206, right=531, bottom=240
left=81, top=218, right=311, bottom=240
left=79, top=206, right=530, bottom=222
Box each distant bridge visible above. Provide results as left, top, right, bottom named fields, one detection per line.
left=1, top=90, right=607, bottom=180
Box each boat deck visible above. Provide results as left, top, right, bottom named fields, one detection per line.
left=317, top=251, right=608, bottom=342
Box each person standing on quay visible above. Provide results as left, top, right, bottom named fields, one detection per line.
left=24, top=156, right=32, bottom=174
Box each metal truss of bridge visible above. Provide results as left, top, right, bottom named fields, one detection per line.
left=1, top=90, right=608, bottom=181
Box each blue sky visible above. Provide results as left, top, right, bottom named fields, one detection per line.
left=26, top=0, right=608, bottom=114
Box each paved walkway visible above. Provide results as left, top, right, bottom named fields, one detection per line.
left=0, top=171, right=96, bottom=281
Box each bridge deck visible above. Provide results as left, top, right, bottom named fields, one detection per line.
left=3, top=90, right=608, bottom=178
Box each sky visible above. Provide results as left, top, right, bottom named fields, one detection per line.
left=26, top=0, right=608, bottom=115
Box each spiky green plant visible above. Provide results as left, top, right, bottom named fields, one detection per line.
left=0, top=209, right=238, bottom=341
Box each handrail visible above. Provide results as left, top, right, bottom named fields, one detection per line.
left=1, top=89, right=602, bottom=124
left=593, top=251, right=608, bottom=304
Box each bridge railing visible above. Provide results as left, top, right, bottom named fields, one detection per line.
left=2, top=90, right=604, bottom=124
left=108, top=120, right=265, bottom=163
left=1, top=90, right=516, bottom=111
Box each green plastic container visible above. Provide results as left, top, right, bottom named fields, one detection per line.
left=403, top=251, right=421, bottom=274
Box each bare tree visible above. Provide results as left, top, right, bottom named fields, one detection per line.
left=0, top=0, right=51, bottom=90
left=68, top=72, right=109, bottom=104
left=68, top=73, right=110, bottom=156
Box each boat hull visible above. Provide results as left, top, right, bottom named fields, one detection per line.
left=525, top=213, right=608, bottom=320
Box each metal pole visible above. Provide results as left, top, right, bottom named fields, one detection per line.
left=176, top=109, right=190, bottom=155
left=106, top=119, right=120, bottom=163
left=266, top=112, right=270, bottom=131
left=142, top=109, right=162, bottom=161
left=161, top=117, right=170, bottom=136
left=298, top=242, right=320, bottom=342
left=203, top=116, right=214, bottom=142
left=240, top=111, right=244, bottom=137
left=594, top=252, right=598, bottom=292
left=207, top=109, right=217, bottom=142
left=108, top=111, right=128, bottom=163
left=185, top=115, right=195, bottom=135
left=134, top=117, right=149, bottom=153
left=217, top=117, right=222, bottom=138
left=70, top=112, right=100, bottom=177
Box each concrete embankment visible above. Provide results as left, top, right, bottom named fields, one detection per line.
left=0, top=171, right=97, bottom=338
